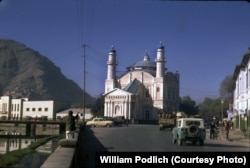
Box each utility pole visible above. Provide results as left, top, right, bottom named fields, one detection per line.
left=82, top=44, right=87, bottom=124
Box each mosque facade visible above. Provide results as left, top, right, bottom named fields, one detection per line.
left=103, top=43, right=180, bottom=123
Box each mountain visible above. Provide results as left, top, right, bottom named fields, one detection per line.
left=0, top=39, right=95, bottom=105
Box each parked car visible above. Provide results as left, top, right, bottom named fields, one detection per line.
left=172, top=117, right=206, bottom=146
left=86, top=117, right=114, bottom=127
left=104, top=116, right=125, bottom=126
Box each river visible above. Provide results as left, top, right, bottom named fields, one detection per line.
left=0, top=124, right=61, bottom=168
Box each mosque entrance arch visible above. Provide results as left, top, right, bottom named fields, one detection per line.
left=115, top=105, right=121, bottom=116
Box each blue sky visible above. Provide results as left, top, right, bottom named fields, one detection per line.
left=1, top=0, right=250, bottom=103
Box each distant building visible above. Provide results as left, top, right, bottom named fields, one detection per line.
left=0, top=95, right=70, bottom=120
left=103, top=43, right=180, bottom=123
left=56, top=108, right=93, bottom=120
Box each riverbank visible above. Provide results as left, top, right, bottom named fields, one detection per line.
left=0, top=135, right=61, bottom=168
left=40, top=132, right=79, bottom=168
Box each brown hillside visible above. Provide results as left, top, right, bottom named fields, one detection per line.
left=0, top=39, right=94, bottom=105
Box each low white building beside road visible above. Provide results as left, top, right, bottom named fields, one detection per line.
left=0, top=95, right=70, bottom=120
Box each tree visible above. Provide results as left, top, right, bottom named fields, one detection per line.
left=199, top=97, right=230, bottom=121
left=219, top=75, right=234, bottom=100
left=179, top=96, right=199, bottom=115
left=199, top=98, right=220, bottom=119
left=91, top=95, right=104, bottom=116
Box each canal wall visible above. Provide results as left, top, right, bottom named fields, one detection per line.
left=40, top=127, right=81, bottom=168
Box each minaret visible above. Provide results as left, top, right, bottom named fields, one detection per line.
left=156, top=42, right=166, bottom=77
left=105, top=46, right=117, bottom=93
left=154, top=42, right=166, bottom=112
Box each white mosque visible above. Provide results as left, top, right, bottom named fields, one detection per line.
left=103, top=43, right=180, bottom=123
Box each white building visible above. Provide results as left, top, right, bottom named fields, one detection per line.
left=56, top=108, right=93, bottom=120
left=0, top=95, right=70, bottom=120
left=233, top=48, right=250, bottom=119
left=103, top=43, right=180, bottom=123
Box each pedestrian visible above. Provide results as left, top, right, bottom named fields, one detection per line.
left=210, top=120, right=218, bottom=139
left=66, top=111, right=79, bottom=139
left=126, top=118, right=129, bottom=127
left=224, top=121, right=230, bottom=140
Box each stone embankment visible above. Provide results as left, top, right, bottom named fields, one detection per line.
left=40, top=128, right=80, bottom=168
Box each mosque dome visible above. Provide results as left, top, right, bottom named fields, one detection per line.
left=127, top=52, right=156, bottom=71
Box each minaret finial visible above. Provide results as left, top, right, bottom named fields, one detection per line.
left=158, top=41, right=164, bottom=49
left=144, top=50, right=150, bottom=61
left=110, top=45, right=116, bottom=53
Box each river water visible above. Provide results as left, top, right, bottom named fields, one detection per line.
left=9, top=138, right=60, bottom=168
left=0, top=124, right=61, bottom=168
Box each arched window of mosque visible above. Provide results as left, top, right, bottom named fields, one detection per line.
left=115, top=105, right=120, bottom=114
left=156, top=87, right=160, bottom=92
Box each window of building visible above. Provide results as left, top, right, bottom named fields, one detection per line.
left=38, top=108, right=42, bottom=112
left=156, top=87, right=160, bottom=92
left=2, top=103, right=7, bottom=112
left=146, top=88, right=150, bottom=97
left=44, top=108, right=48, bottom=112
left=240, top=77, right=243, bottom=93
left=248, top=69, right=250, bottom=89
left=26, top=108, right=30, bottom=112
left=32, top=108, right=36, bottom=112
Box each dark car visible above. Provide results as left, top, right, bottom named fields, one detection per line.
left=105, top=116, right=125, bottom=126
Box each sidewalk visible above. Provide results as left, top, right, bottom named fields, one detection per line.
left=207, top=127, right=250, bottom=145
left=226, top=128, right=250, bottom=144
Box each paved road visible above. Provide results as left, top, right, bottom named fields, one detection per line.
left=75, top=124, right=250, bottom=168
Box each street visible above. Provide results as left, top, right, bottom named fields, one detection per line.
left=75, top=124, right=250, bottom=168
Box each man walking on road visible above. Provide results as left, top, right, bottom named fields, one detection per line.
left=210, top=120, right=218, bottom=139
left=224, top=120, right=230, bottom=140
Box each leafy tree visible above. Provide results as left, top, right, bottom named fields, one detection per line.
left=199, top=98, right=220, bottom=119
left=179, top=96, right=199, bottom=115
left=199, top=97, right=230, bottom=121
left=91, top=94, right=104, bottom=116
